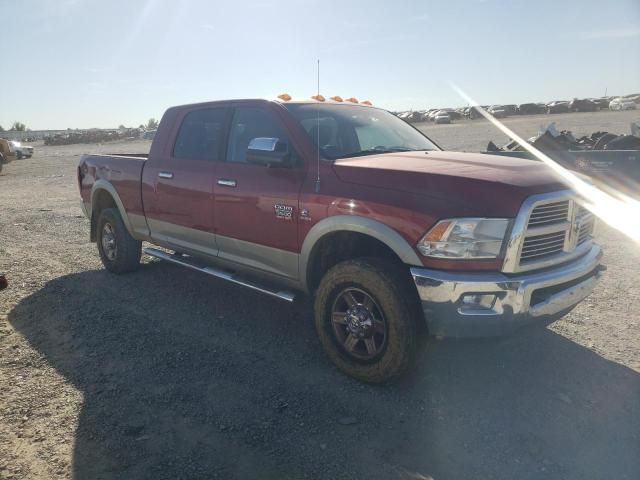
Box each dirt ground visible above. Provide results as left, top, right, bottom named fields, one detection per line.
left=1, top=110, right=639, bottom=480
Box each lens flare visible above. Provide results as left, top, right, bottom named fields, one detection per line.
left=451, top=83, right=640, bottom=244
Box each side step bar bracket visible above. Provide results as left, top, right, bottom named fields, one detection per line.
left=143, top=247, right=296, bottom=302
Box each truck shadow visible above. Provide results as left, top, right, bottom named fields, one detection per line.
left=8, top=263, right=640, bottom=480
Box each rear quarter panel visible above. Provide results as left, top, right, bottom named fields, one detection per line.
left=79, top=154, right=147, bottom=218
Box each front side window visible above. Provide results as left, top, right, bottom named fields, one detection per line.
left=173, top=108, right=227, bottom=160
left=226, top=107, right=288, bottom=164
left=284, top=103, right=439, bottom=159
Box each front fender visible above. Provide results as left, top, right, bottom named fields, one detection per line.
left=299, top=215, right=423, bottom=292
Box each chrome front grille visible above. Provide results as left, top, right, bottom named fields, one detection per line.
left=502, top=191, right=597, bottom=273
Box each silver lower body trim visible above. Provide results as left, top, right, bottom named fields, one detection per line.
left=411, top=244, right=603, bottom=337
left=80, top=201, right=90, bottom=219
left=144, top=247, right=296, bottom=302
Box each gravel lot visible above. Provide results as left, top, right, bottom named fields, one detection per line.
left=1, top=110, right=639, bottom=480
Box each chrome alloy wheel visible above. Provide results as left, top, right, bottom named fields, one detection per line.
left=331, top=288, right=387, bottom=361
left=101, top=222, right=117, bottom=261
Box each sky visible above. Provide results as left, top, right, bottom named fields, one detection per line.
left=1, top=0, right=639, bottom=130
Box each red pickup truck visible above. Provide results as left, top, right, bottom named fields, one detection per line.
left=78, top=97, right=604, bottom=383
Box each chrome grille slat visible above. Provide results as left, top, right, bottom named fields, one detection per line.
left=531, top=203, right=569, bottom=211
left=530, top=208, right=569, bottom=216
left=528, top=216, right=569, bottom=226
left=522, top=243, right=565, bottom=255
left=530, top=210, right=569, bottom=218
left=522, top=234, right=566, bottom=248
left=522, top=238, right=565, bottom=249
left=521, top=243, right=566, bottom=257
left=521, top=251, right=564, bottom=262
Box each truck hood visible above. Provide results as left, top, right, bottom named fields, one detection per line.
left=332, top=151, right=568, bottom=216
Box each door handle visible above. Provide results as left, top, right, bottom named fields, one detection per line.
left=217, top=179, right=237, bottom=188
left=158, top=171, right=174, bottom=179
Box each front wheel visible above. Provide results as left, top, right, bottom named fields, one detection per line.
left=96, top=208, right=141, bottom=273
left=314, top=258, right=419, bottom=383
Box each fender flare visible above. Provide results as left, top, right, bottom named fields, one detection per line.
left=299, top=215, right=423, bottom=292
left=90, top=180, right=135, bottom=238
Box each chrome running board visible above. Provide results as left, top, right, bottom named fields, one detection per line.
left=143, top=247, right=296, bottom=302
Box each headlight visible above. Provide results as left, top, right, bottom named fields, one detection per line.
left=417, top=218, right=510, bottom=259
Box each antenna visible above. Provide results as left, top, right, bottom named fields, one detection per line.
left=315, top=59, right=321, bottom=193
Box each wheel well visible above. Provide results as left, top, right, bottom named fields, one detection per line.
left=90, top=189, right=117, bottom=242
left=306, top=231, right=405, bottom=293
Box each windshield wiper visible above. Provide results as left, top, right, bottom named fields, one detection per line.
left=336, top=147, right=422, bottom=159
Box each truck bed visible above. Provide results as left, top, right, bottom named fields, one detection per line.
left=78, top=153, right=148, bottom=221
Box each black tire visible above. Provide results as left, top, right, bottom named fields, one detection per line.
left=96, top=208, right=141, bottom=273
left=16, top=151, right=22, bottom=160
left=314, top=258, right=419, bottom=384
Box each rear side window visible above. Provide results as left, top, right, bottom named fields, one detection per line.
left=226, top=107, right=288, bottom=164
left=173, top=108, right=227, bottom=160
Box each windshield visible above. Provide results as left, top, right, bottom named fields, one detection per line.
left=284, top=103, right=438, bottom=159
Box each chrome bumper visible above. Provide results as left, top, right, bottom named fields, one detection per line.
left=411, top=244, right=604, bottom=337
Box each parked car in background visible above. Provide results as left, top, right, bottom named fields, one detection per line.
left=466, top=106, right=483, bottom=119
left=10, top=141, right=34, bottom=159
left=609, top=97, right=637, bottom=111
left=546, top=101, right=570, bottom=114
left=569, top=98, right=598, bottom=112
left=517, top=103, right=543, bottom=115
left=441, top=109, right=462, bottom=120
left=622, top=93, right=640, bottom=105
left=434, top=112, right=451, bottom=124
left=591, top=97, right=612, bottom=110
left=142, top=130, right=157, bottom=140
left=503, top=105, right=518, bottom=116
left=488, top=105, right=507, bottom=118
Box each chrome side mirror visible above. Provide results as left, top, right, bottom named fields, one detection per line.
left=247, top=137, right=280, bottom=152
left=246, top=137, right=290, bottom=166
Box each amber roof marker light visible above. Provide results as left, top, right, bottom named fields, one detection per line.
left=330, top=96, right=343, bottom=102
left=345, top=97, right=359, bottom=103
left=311, top=94, right=326, bottom=102
left=277, top=93, right=291, bottom=101
left=361, top=100, right=373, bottom=106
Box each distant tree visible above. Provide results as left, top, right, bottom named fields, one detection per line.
left=11, top=122, right=26, bottom=131
left=146, top=118, right=159, bottom=130
left=138, top=124, right=145, bottom=129
left=118, top=124, right=126, bottom=130
left=0, top=125, right=4, bottom=132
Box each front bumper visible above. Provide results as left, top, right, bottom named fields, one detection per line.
left=411, top=244, right=603, bottom=337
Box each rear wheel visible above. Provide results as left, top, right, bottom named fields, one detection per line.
left=314, top=258, right=419, bottom=383
left=96, top=208, right=141, bottom=273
